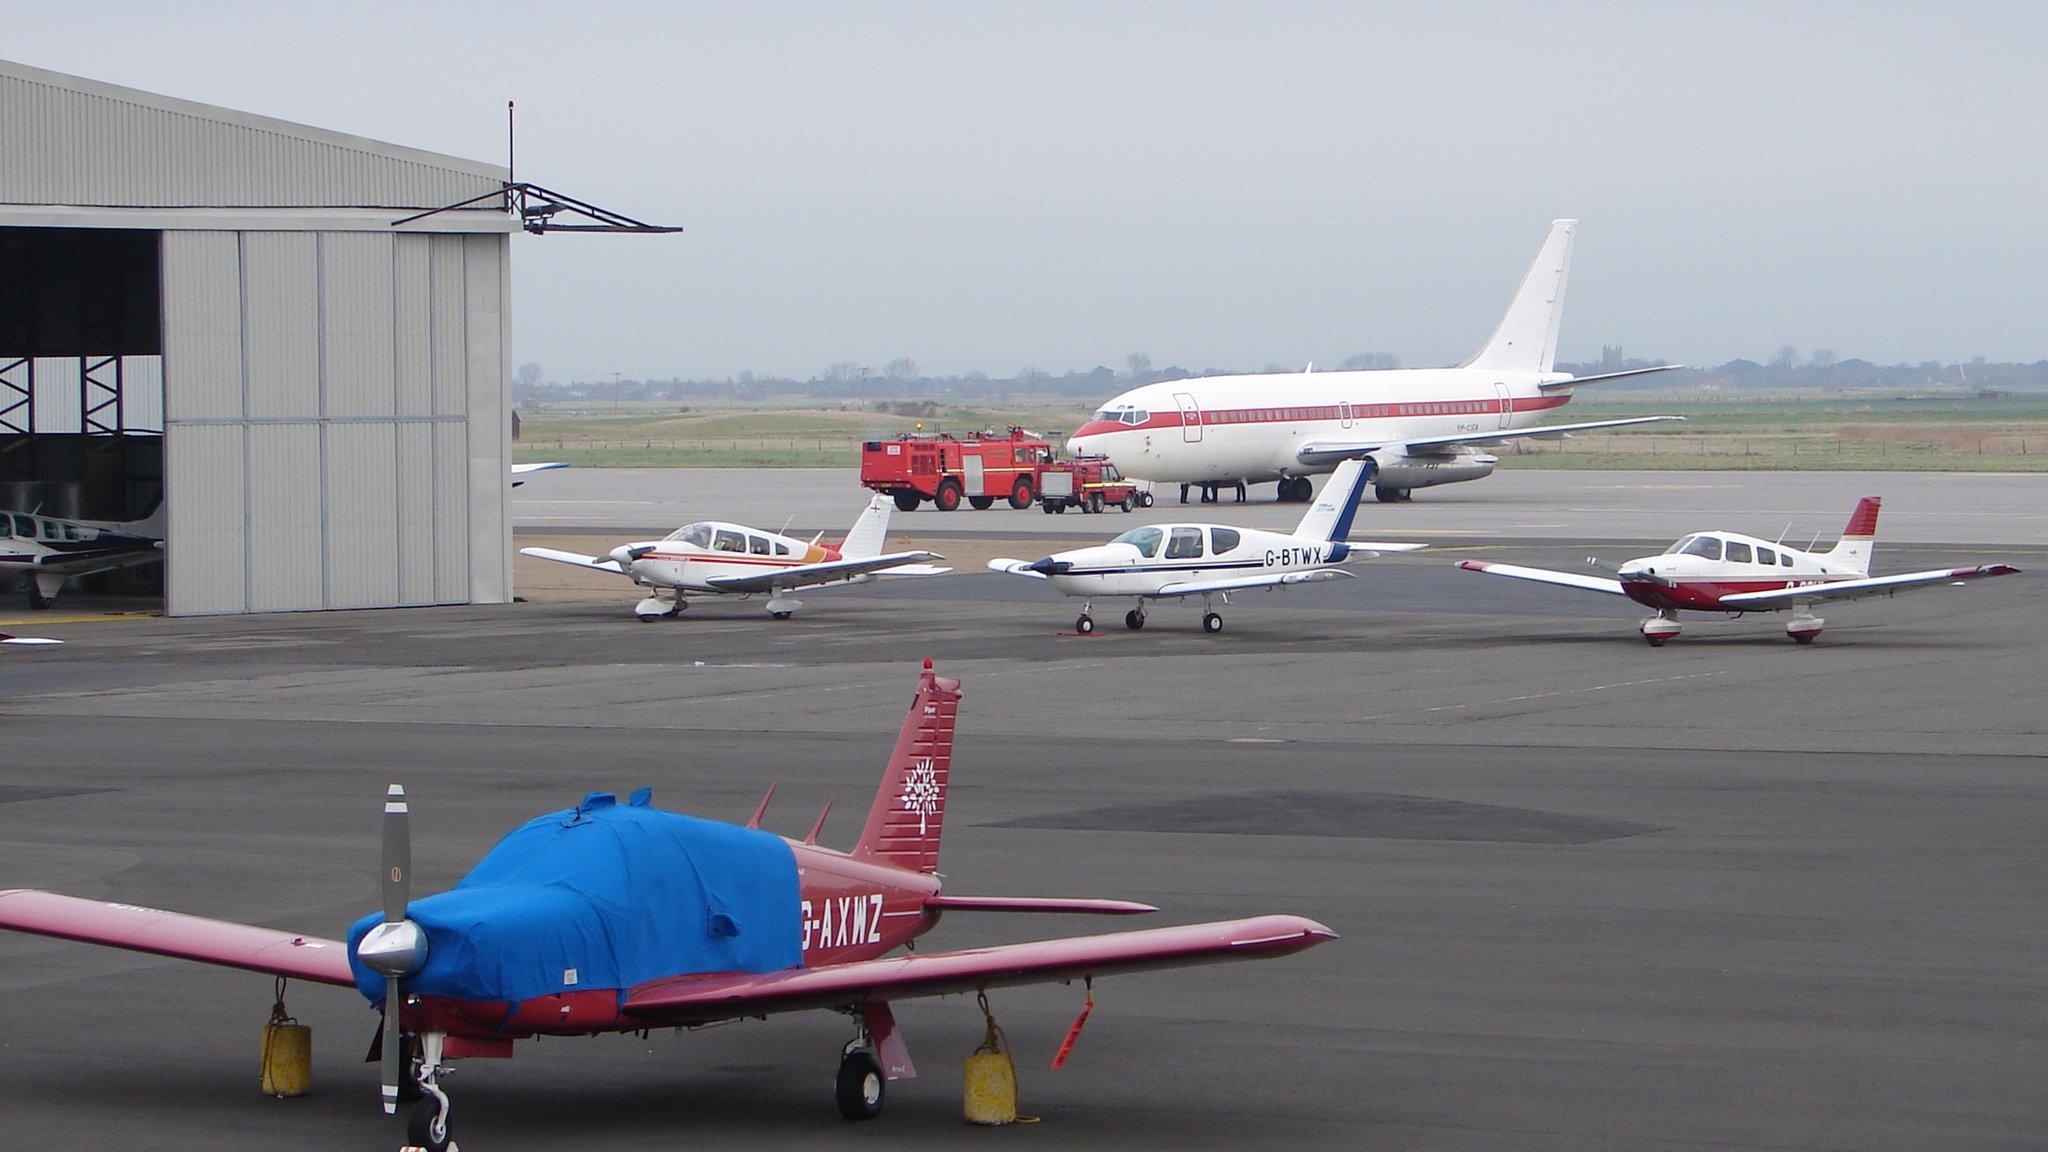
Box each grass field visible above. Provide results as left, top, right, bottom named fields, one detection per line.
left=512, top=394, right=2048, bottom=472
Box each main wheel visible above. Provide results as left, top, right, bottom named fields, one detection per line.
left=1201, top=612, right=1223, bottom=634
left=27, top=586, right=54, bottom=610
left=1009, top=479, right=1034, bottom=509
left=1374, top=485, right=1408, bottom=503
left=1076, top=613, right=1095, bottom=635
left=637, top=612, right=664, bottom=623
left=892, top=490, right=921, bottom=512
left=1645, top=634, right=1667, bottom=647
left=1791, top=633, right=1818, bottom=645
left=933, top=480, right=963, bottom=512
left=406, top=1098, right=453, bottom=1152
left=771, top=611, right=794, bottom=620
left=836, top=1051, right=885, bottom=1121
left=1124, top=608, right=1146, bottom=630
left=1086, top=492, right=1103, bottom=514
left=1041, top=501, right=1057, bottom=514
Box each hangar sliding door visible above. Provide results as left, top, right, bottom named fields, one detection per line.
left=161, top=230, right=509, bottom=616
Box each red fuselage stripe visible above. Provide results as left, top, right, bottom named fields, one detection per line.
left=1072, top=394, right=1569, bottom=438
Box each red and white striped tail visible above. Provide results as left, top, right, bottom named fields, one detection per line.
left=853, top=660, right=960, bottom=874
left=1826, top=496, right=1881, bottom=574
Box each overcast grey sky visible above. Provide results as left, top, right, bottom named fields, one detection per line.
left=12, top=2, right=2047, bottom=378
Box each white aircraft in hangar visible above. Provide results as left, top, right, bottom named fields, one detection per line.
left=1457, top=496, right=2020, bottom=645
left=1065, top=219, right=1685, bottom=504
left=0, top=504, right=163, bottom=609
left=522, top=494, right=950, bottom=620
left=988, top=458, right=1425, bottom=634
left=510, top=461, right=569, bottom=487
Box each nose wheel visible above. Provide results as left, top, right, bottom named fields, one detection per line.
left=1075, top=613, right=1095, bottom=634
left=402, top=1032, right=454, bottom=1152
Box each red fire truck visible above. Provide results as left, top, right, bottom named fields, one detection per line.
left=859, top=428, right=1055, bottom=511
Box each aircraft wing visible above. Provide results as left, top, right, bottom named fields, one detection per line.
left=519, top=546, right=625, bottom=574
left=0, top=889, right=356, bottom=986
left=17, top=543, right=162, bottom=578
left=987, top=558, right=1049, bottom=580
left=510, top=462, right=570, bottom=475
left=1152, top=568, right=1354, bottom=598
left=1295, top=415, right=1684, bottom=467
left=1, top=635, right=62, bottom=647
left=1716, top=564, right=2020, bottom=608
left=704, top=550, right=946, bottom=593
left=1456, top=559, right=1628, bottom=595
left=621, top=914, right=1333, bottom=1024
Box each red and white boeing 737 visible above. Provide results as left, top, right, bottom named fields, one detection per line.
left=1458, top=497, right=2019, bottom=645
left=1065, top=220, right=1683, bottom=504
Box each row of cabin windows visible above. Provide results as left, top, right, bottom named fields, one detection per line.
left=1111, top=525, right=1241, bottom=560
left=0, top=515, right=90, bottom=541
left=1210, top=401, right=1485, bottom=425
left=665, top=523, right=794, bottom=557
left=1669, top=535, right=1794, bottom=566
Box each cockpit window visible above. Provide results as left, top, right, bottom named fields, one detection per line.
left=0, top=517, right=10, bottom=538
left=1112, top=526, right=1163, bottom=558
left=13, top=514, right=31, bottom=536
left=667, top=523, right=714, bottom=547
left=1679, top=535, right=1722, bottom=560
left=1093, top=408, right=1119, bottom=422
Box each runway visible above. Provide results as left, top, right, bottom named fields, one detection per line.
left=513, top=467, right=2048, bottom=546
left=1, top=510, right=2043, bottom=1149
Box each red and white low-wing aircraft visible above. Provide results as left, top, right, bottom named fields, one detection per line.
left=522, top=493, right=950, bottom=620
left=1458, top=496, right=2019, bottom=645
left=0, top=661, right=1333, bottom=1150
left=1, top=632, right=61, bottom=647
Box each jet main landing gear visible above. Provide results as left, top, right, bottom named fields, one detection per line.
left=1124, top=607, right=1146, bottom=630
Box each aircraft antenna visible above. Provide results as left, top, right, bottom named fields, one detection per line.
left=1776, top=522, right=1792, bottom=545
left=507, top=100, right=516, bottom=187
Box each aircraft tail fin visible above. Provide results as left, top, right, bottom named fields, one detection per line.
left=837, top=495, right=892, bottom=560
left=116, top=500, right=166, bottom=540
left=1824, top=497, right=1880, bottom=575
left=1461, top=219, right=1575, bottom=373
left=1293, top=458, right=1375, bottom=542
left=852, top=660, right=960, bottom=874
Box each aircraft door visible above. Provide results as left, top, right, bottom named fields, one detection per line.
left=1174, top=393, right=1203, bottom=443
left=963, top=453, right=986, bottom=497
left=1493, top=382, right=1512, bottom=429
left=1338, top=401, right=1353, bottom=429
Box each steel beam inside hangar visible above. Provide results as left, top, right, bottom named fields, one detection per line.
left=0, top=57, right=517, bottom=615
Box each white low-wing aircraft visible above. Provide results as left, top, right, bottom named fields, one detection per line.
left=510, top=461, right=569, bottom=487
left=1065, top=220, right=1685, bottom=504
left=1, top=504, right=163, bottom=609
left=523, top=494, right=950, bottom=620
left=989, top=458, right=1425, bottom=634
left=1457, top=496, right=2019, bottom=645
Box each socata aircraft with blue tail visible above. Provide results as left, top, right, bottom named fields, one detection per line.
left=0, top=662, right=1333, bottom=1150
left=990, top=457, right=1426, bottom=634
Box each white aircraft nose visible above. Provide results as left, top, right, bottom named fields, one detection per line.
left=1065, top=434, right=1091, bottom=457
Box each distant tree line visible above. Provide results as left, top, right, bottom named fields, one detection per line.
left=513, top=348, right=2048, bottom=405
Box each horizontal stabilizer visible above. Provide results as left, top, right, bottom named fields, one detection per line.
left=987, top=558, right=1049, bottom=579
left=1538, top=364, right=1687, bottom=391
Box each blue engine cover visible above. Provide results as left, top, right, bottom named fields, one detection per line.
left=348, top=791, right=801, bottom=1005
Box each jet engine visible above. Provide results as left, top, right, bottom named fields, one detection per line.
left=1359, top=450, right=1497, bottom=492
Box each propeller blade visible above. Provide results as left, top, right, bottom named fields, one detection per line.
left=381, top=975, right=401, bottom=1114
left=381, top=784, right=410, bottom=925
left=1586, top=556, right=1619, bottom=573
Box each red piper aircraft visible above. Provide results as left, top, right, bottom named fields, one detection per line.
left=1457, top=496, right=2019, bottom=645
left=0, top=661, right=1334, bottom=1151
